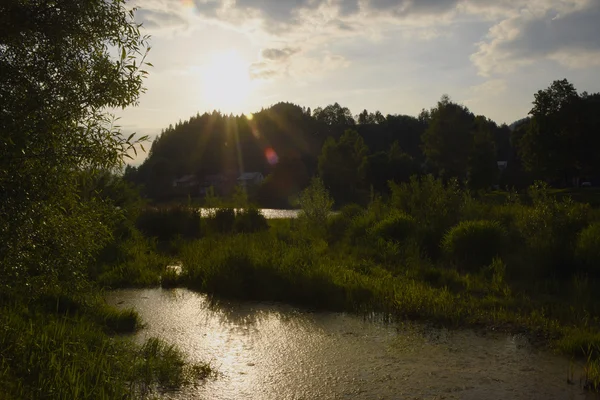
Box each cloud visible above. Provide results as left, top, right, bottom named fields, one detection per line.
left=135, top=6, right=191, bottom=31
left=471, top=0, right=600, bottom=75
left=249, top=50, right=349, bottom=81
left=249, top=61, right=280, bottom=80
left=261, top=47, right=299, bottom=61
left=135, top=0, right=600, bottom=81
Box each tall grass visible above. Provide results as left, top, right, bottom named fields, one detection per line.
left=109, top=175, right=600, bottom=390
left=0, top=294, right=211, bottom=399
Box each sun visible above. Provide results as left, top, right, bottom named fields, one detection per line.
left=201, top=50, right=254, bottom=112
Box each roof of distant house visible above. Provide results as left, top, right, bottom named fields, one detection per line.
left=237, top=172, right=263, bottom=180
left=173, top=174, right=196, bottom=183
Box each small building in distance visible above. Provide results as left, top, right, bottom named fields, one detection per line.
left=237, top=172, right=264, bottom=188
left=172, top=174, right=198, bottom=189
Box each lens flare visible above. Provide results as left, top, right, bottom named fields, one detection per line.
left=265, top=147, right=279, bottom=165
left=245, top=113, right=254, bottom=120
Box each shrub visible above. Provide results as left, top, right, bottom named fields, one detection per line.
left=207, top=208, right=236, bottom=234
left=389, top=175, right=467, bottom=258
left=389, top=175, right=465, bottom=234
left=346, top=213, right=375, bottom=245
left=442, top=220, right=507, bottom=272
left=339, top=203, right=364, bottom=219
left=326, top=214, right=350, bottom=244
left=515, top=182, right=589, bottom=278
left=137, top=206, right=201, bottom=241
left=369, top=212, right=416, bottom=242
left=234, top=208, right=269, bottom=233
left=576, top=222, right=600, bottom=276
left=297, top=177, right=334, bottom=236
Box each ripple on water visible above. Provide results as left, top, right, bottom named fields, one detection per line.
left=106, top=288, right=595, bottom=400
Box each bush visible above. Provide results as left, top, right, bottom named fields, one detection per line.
left=442, top=220, right=507, bottom=272
left=346, top=213, right=375, bottom=245
left=515, top=182, right=589, bottom=278
left=234, top=208, right=269, bottom=233
left=369, top=212, right=416, bottom=242
left=327, top=204, right=368, bottom=244
left=207, top=208, right=236, bottom=234
left=339, top=203, right=364, bottom=219
left=137, top=206, right=201, bottom=241
left=297, top=177, right=334, bottom=236
left=576, top=223, right=600, bottom=276
left=389, top=175, right=467, bottom=258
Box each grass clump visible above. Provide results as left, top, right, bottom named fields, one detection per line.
left=576, top=222, right=600, bottom=276
left=0, top=296, right=210, bottom=399
left=442, top=220, right=507, bottom=272
left=95, top=232, right=171, bottom=288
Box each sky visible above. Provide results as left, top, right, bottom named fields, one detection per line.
left=118, top=0, right=600, bottom=164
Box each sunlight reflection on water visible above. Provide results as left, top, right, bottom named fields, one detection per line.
left=198, top=208, right=300, bottom=219
left=106, top=288, right=594, bottom=400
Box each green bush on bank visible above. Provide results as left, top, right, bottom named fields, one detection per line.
left=234, top=208, right=269, bottom=233
left=442, top=220, right=507, bottom=272
left=576, top=222, right=600, bottom=276
left=369, top=212, right=416, bottom=243
left=137, top=206, right=201, bottom=241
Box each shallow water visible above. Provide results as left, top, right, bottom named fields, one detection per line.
left=106, top=288, right=596, bottom=400
left=199, top=208, right=300, bottom=219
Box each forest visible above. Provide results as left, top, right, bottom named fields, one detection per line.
left=127, top=79, right=600, bottom=207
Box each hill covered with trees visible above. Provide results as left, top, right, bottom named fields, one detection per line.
left=128, top=79, right=599, bottom=207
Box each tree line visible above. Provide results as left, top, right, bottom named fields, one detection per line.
left=127, top=79, right=600, bottom=206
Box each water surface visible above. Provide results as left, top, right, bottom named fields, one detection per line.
left=107, top=288, right=595, bottom=400
left=199, top=208, right=300, bottom=219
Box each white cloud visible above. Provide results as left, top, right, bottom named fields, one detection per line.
left=471, top=0, right=600, bottom=76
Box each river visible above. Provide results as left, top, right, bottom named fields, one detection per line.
left=106, top=288, right=596, bottom=400
left=199, top=209, right=301, bottom=219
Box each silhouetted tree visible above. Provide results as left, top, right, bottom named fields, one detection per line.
left=318, top=129, right=368, bottom=203
left=468, top=117, right=498, bottom=190
left=422, top=95, right=474, bottom=180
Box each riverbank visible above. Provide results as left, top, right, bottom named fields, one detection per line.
left=107, top=287, right=594, bottom=400
left=97, top=178, right=600, bottom=391
left=0, top=287, right=213, bottom=399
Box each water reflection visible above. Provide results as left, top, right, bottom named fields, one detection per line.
left=106, top=288, right=596, bottom=400
left=199, top=208, right=300, bottom=219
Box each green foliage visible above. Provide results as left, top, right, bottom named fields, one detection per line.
left=442, top=220, right=507, bottom=272
left=576, top=223, right=600, bottom=275
left=297, top=177, right=334, bottom=234
left=318, top=129, right=369, bottom=203
left=137, top=206, right=202, bottom=241
left=422, top=95, right=474, bottom=180
left=234, top=208, right=269, bottom=233
left=515, top=182, right=589, bottom=277
left=207, top=208, right=236, bottom=234
left=0, top=0, right=151, bottom=295
left=468, top=117, right=498, bottom=190
left=94, top=233, right=170, bottom=288
left=518, top=79, right=600, bottom=183
left=0, top=300, right=209, bottom=399
left=389, top=175, right=466, bottom=256
left=369, top=212, right=416, bottom=242
left=326, top=204, right=365, bottom=244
